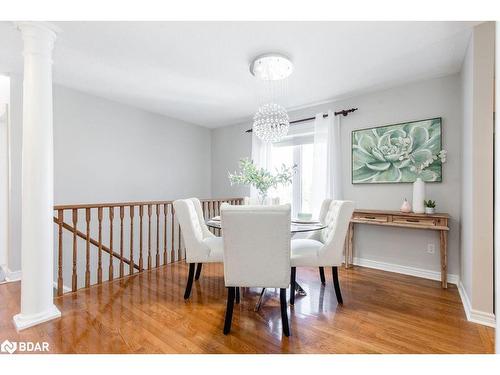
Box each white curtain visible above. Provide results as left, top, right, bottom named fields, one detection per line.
left=311, top=110, right=343, bottom=217
left=250, top=130, right=272, bottom=201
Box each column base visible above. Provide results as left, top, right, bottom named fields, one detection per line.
left=13, top=305, right=61, bottom=331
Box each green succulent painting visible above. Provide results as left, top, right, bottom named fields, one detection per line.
left=352, top=118, right=443, bottom=184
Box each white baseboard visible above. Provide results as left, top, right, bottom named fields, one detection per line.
left=351, top=257, right=495, bottom=327
left=1, top=265, right=22, bottom=282
left=13, top=304, right=61, bottom=331
left=352, top=257, right=459, bottom=285
left=457, top=281, right=496, bottom=328
left=0, top=266, right=71, bottom=293
left=52, top=281, right=72, bottom=294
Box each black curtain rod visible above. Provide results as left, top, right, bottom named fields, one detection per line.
left=245, top=107, right=358, bottom=133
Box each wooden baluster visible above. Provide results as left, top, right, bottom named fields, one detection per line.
left=147, top=204, right=152, bottom=269
left=129, top=205, right=135, bottom=275
left=139, top=205, right=144, bottom=271
left=217, top=200, right=221, bottom=236
left=171, top=205, right=175, bottom=262
left=156, top=204, right=160, bottom=267
left=85, top=208, right=91, bottom=288
left=203, top=201, right=208, bottom=220
left=163, top=203, right=168, bottom=265
left=57, top=209, right=64, bottom=296
left=71, top=208, right=78, bottom=292
left=97, top=207, right=103, bottom=284
left=109, top=207, right=114, bottom=281
left=119, top=206, right=124, bottom=277
left=209, top=201, right=214, bottom=234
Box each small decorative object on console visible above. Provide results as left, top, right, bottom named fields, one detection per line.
left=400, top=198, right=412, bottom=213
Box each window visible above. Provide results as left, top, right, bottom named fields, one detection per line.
left=269, top=122, right=314, bottom=217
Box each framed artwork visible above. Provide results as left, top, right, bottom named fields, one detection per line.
left=351, top=117, right=442, bottom=184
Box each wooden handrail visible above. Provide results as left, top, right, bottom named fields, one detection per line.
left=53, top=198, right=244, bottom=210
left=53, top=197, right=244, bottom=296
left=53, top=217, right=140, bottom=271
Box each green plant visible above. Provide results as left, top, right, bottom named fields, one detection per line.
left=228, top=158, right=297, bottom=203
left=424, top=200, right=436, bottom=208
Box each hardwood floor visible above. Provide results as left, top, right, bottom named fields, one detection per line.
left=0, top=263, right=494, bottom=354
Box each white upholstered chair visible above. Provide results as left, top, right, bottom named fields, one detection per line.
left=173, top=198, right=223, bottom=299
left=221, top=204, right=291, bottom=336
left=290, top=200, right=355, bottom=305
left=243, top=196, right=280, bottom=205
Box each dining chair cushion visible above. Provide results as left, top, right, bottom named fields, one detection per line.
left=221, top=204, right=291, bottom=288
left=291, top=239, right=323, bottom=267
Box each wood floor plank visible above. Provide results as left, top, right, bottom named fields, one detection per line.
left=0, top=263, right=494, bottom=354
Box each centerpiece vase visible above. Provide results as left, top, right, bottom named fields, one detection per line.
left=412, top=177, right=425, bottom=214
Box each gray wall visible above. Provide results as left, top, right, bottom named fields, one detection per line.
left=53, top=85, right=212, bottom=204
left=460, top=32, right=473, bottom=302
left=7, top=77, right=212, bottom=272
left=211, top=122, right=252, bottom=199
left=211, top=74, right=462, bottom=277
left=460, top=22, right=495, bottom=316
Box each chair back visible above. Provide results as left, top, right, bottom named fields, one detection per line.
left=221, top=204, right=291, bottom=288
left=243, top=196, right=280, bottom=205
left=319, top=200, right=355, bottom=265
left=173, top=198, right=214, bottom=262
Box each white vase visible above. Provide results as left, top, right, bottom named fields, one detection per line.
left=412, top=177, right=425, bottom=214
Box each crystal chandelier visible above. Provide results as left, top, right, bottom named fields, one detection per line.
left=253, top=103, right=290, bottom=143
left=250, top=53, right=293, bottom=143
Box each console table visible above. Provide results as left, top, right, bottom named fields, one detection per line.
left=344, top=209, right=450, bottom=288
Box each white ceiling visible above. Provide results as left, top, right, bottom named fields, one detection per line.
left=0, top=21, right=475, bottom=128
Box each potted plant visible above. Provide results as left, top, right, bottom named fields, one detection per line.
left=228, top=158, right=297, bottom=204
left=424, top=200, right=436, bottom=215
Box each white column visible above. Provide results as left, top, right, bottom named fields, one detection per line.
left=13, top=22, right=61, bottom=331
left=495, top=21, right=500, bottom=354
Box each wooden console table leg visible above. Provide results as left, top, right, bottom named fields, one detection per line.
left=344, top=233, right=349, bottom=268
left=440, top=230, right=448, bottom=288
left=345, top=222, right=354, bottom=269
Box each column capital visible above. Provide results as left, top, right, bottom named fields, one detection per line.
left=14, top=22, right=60, bottom=58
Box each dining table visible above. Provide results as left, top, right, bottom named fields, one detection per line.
left=206, top=217, right=327, bottom=310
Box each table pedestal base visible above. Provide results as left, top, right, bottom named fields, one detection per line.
left=254, top=283, right=307, bottom=311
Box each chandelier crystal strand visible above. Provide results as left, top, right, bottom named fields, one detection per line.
left=253, top=103, right=290, bottom=143
left=250, top=53, right=293, bottom=143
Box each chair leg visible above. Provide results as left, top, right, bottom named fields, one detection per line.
left=223, top=287, right=236, bottom=335
left=195, top=263, right=203, bottom=280
left=319, top=267, right=326, bottom=285
left=280, top=288, right=290, bottom=337
left=290, top=267, right=296, bottom=305
left=184, top=263, right=195, bottom=300
left=332, top=266, right=343, bottom=305
left=235, top=287, right=240, bottom=304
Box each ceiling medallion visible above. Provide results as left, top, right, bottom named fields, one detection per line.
left=250, top=53, right=294, bottom=81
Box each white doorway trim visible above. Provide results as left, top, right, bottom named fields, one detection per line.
left=0, top=75, right=10, bottom=282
